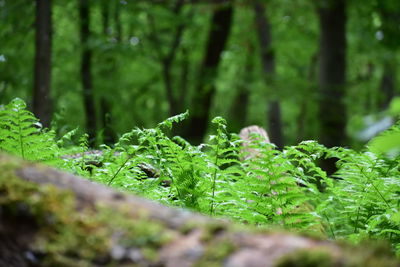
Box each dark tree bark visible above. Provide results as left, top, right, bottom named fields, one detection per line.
left=229, top=43, right=254, bottom=133
left=297, top=53, right=318, bottom=142
left=100, top=98, right=116, bottom=145
left=162, top=0, right=186, bottom=117
left=33, top=0, right=53, bottom=128
left=146, top=0, right=189, bottom=119
left=317, top=0, right=347, bottom=176
left=101, top=0, right=110, bottom=36
left=187, top=4, right=233, bottom=143
left=114, top=1, right=122, bottom=42
left=98, top=0, right=116, bottom=145
left=379, top=62, right=395, bottom=110
left=317, top=0, right=347, bottom=148
left=253, top=1, right=283, bottom=149
left=376, top=2, right=399, bottom=110
left=79, top=0, right=97, bottom=146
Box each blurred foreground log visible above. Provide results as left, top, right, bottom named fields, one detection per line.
left=0, top=153, right=398, bottom=267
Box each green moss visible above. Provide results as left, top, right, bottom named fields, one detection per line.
left=0, top=157, right=175, bottom=266
left=276, top=242, right=399, bottom=267
left=200, top=221, right=229, bottom=242
left=342, top=240, right=399, bottom=267
left=275, top=248, right=334, bottom=267
left=195, top=235, right=237, bottom=267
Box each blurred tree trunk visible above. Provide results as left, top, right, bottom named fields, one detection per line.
left=379, top=62, right=395, bottom=110
left=317, top=0, right=347, bottom=148
left=229, top=43, right=254, bottom=133
left=146, top=0, right=188, bottom=119
left=101, top=0, right=110, bottom=36
left=162, top=0, right=186, bottom=117
left=317, top=0, right=347, bottom=176
left=114, top=1, right=122, bottom=42
left=79, top=0, right=97, bottom=146
left=98, top=0, right=116, bottom=145
left=253, top=0, right=283, bottom=149
left=187, top=4, right=233, bottom=143
left=377, top=3, right=399, bottom=110
left=297, top=53, right=318, bottom=142
left=33, top=0, right=53, bottom=128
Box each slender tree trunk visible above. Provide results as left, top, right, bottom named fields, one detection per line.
left=379, top=62, right=395, bottom=110
left=163, top=0, right=189, bottom=117
left=297, top=53, right=318, bottom=142
left=317, top=0, right=347, bottom=148
left=146, top=0, right=187, bottom=118
left=253, top=0, right=283, bottom=148
left=187, top=4, right=233, bottom=143
left=101, top=0, right=110, bottom=36
left=317, top=0, right=347, bottom=177
left=114, top=1, right=122, bottom=42
left=98, top=0, right=116, bottom=145
left=230, top=43, right=254, bottom=132
left=79, top=0, right=97, bottom=146
left=376, top=2, right=399, bottom=110
left=33, top=0, right=52, bottom=128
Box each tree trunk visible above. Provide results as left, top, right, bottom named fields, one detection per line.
left=1, top=153, right=398, bottom=267
left=98, top=0, right=116, bottom=145
left=187, top=4, right=233, bottom=143
left=317, top=0, right=347, bottom=148
left=229, top=43, right=254, bottom=133
left=297, top=53, right=318, bottom=142
left=253, top=0, right=284, bottom=149
left=33, top=0, right=53, bottom=128
left=101, top=0, right=110, bottom=36
left=162, top=0, right=186, bottom=117
left=379, top=62, right=395, bottom=110
left=79, top=0, right=97, bottom=146
left=114, top=0, right=122, bottom=42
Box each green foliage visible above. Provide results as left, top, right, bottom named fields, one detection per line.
left=1, top=98, right=400, bottom=256
left=0, top=98, right=59, bottom=162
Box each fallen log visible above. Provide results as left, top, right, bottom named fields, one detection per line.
left=0, top=153, right=398, bottom=267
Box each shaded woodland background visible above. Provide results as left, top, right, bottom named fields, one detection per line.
left=0, top=0, right=399, bottom=148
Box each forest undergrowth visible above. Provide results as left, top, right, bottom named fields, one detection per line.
left=1, top=98, right=400, bottom=256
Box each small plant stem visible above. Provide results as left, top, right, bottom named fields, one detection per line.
left=210, top=131, right=221, bottom=215
left=108, top=157, right=130, bottom=186
left=17, top=111, right=25, bottom=159
left=358, top=165, right=390, bottom=208
left=323, top=213, right=336, bottom=240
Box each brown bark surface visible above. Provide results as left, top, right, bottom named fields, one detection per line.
left=33, top=0, right=53, bottom=128
left=317, top=0, right=347, bottom=148
left=80, top=0, right=97, bottom=146
left=253, top=1, right=284, bottom=149
left=187, top=4, right=233, bottom=143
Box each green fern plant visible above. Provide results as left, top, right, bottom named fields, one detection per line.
left=0, top=98, right=60, bottom=162
left=2, top=98, right=399, bottom=255
left=316, top=142, right=400, bottom=254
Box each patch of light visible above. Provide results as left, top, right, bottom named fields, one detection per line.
left=129, top=36, right=140, bottom=46
left=375, top=31, right=384, bottom=41
left=356, top=115, right=393, bottom=141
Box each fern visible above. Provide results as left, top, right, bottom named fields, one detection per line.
left=1, top=98, right=399, bottom=255
left=0, top=98, right=60, bottom=162
left=317, top=146, right=400, bottom=253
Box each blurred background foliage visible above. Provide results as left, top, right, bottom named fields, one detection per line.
left=0, top=0, right=399, bottom=148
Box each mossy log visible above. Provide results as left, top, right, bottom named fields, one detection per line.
left=0, top=153, right=398, bottom=267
